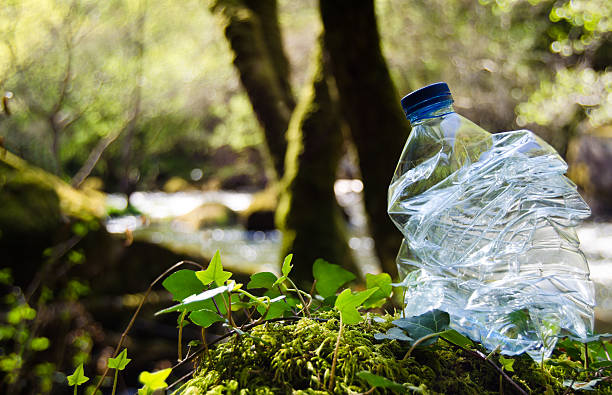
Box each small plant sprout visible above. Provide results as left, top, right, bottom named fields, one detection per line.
left=138, top=368, right=172, bottom=395
left=67, top=364, right=88, bottom=395
left=107, top=348, right=131, bottom=395
left=329, top=287, right=378, bottom=392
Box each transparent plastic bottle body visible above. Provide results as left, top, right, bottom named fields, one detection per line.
left=388, top=101, right=595, bottom=360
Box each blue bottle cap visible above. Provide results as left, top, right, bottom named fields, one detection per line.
left=400, top=82, right=453, bottom=119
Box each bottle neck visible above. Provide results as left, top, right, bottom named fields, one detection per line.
left=407, top=99, right=455, bottom=124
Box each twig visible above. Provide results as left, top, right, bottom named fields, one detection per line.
left=171, top=316, right=327, bottom=372
left=92, top=260, right=203, bottom=394
left=328, top=315, right=344, bottom=392
left=167, top=370, right=194, bottom=391
left=403, top=332, right=442, bottom=360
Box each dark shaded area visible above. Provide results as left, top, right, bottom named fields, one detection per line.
left=320, top=0, right=410, bottom=277
left=276, top=41, right=358, bottom=283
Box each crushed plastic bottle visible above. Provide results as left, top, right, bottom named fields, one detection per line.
left=388, top=82, right=596, bottom=360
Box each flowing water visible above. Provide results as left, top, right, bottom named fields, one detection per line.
left=105, top=181, right=612, bottom=331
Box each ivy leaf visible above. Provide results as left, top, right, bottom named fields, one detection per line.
left=356, top=371, right=407, bottom=393
left=155, top=284, right=230, bottom=315
left=139, top=368, right=171, bottom=391
left=162, top=270, right=205, bottom=301
left=393, top=310, right=450, bottom=345
left=257, top=296, right=292, bottom=320
left=196, top=250, right=232, bottom=287
left=273, top=254, right=293, bottom=287
left=334, top=288, right=378, bottom=325
left=363, top=273, right=392, bottom=308
left=439, top=329, right=474, bottom=349
left=499, top=355, right=515, bottom=372
left=108, top=348, right=131, bottom=370
left=67, top=364, right=89, bottom=386
left=247, top=272, right=278, bottom=290
left=189, top=308, right=226, bottom=328
left=312, top=259, right=356, bottom=298
left=374, top=327, right=413, bottom=342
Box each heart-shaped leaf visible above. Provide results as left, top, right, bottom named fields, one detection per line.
left=247, top=272, right=278, bottom=290
left=393, top=310, right=450, bottom=345
left=189, top=309, right=226, bottom=328
left=334, top=288, right=378, bottom=325
left=499, top=355, right=515, bottom=372
left=363, top=273, right=392, bottom=308
left=139, top=368, right=172, bottom=394
left=312, top=259, right=356, bottom=298
left=162, top=270, right=205, bottom=301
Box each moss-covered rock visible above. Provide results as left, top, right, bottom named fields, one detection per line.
left=181, top=311, right=603, bottom=394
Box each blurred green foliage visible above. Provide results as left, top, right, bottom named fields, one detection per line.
left=0, top=0, right=609, bottom=191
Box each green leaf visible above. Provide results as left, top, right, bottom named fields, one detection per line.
left=247, top=272, right=278, bottom=290
left=356, top=371, right=407, bottom=393
left=499, top=355, right=515, bottom=372
left=162, top=270, right=205, bottom=301
left=439, top=329, right=474, bottom=349
left=189, top=309, right=226, bottom=328
left=334, top=288, right=378, bottom=325
left=256, top=296, right=292, bottom=320
left=281, top=254, right=293, bottom=277
left=139, top=368, right=172, bottom=390
left=312, top=259, right=356, bottom=298
left=374, top=327, right=413, bottom=342
left=108, top=348, right=131, bottom=370
left=67, top=364, right=89, bottom=386
left=363, top=273, right=392, bottom=308
left=155, top=284, right=229, bottom=315
left=195, top=250, right=232, bottom=287
left=393, top=310, right=450, bottom=346
left=29, top=337, right=50, bottom=351
left=272, top=254, right=293, bottom=287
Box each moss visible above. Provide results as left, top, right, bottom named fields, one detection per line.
left=182, top=311, right=607, bottom=394
left=0, top=149, right=106, bottom=223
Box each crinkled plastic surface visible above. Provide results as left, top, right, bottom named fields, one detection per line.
left=388, top=110, right=595, bottom=360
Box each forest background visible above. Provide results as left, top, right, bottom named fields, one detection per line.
left=0, top=0, right=611, bottom=393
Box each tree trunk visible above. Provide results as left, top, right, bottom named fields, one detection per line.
left=209, top=0, right=295, bottom=179
left=276, top=41, right=357, bottom=284
left=319, top=0, right=410, bottom=278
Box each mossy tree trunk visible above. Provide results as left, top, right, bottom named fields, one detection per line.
left=276, top=41, right=358, bottom=284
left=209, top=0, right=295, bottom=179
left=319, top=0, right=410, bottom=278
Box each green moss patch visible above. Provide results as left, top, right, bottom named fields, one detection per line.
left=180, top=311, right=609, bottom=394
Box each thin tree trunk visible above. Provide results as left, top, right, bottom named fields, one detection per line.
left=120, top=0, right=145, bottom=194
left=209, top=0, right=294, bottom=179
left=319, top=0, right=410, bottom=278
left=276, top=40, right=358, bottom=284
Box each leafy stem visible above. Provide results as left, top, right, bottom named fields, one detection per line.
left=403, top=331, right=443, bottom=360
left=91, top=260, right=203, bottom=394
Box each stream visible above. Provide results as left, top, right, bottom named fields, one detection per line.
left=105, top=180, right=612, bottom=329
